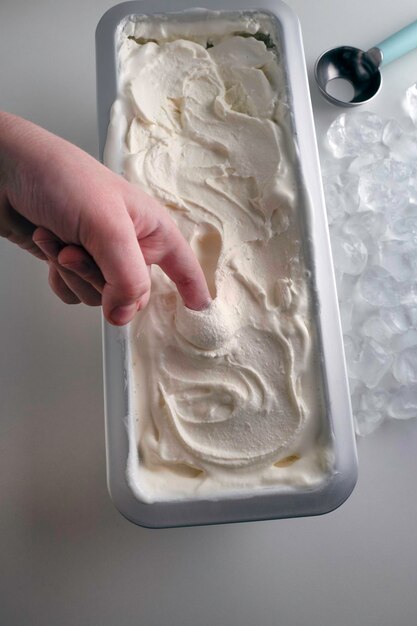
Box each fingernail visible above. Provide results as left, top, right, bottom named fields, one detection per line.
left=193, top=297, right=212, bottom=311
left=36, top=239, right=62, bottom=259
left=110, top=303, right=137, bottom=325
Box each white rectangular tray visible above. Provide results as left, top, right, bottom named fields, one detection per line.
left=96, top=0, right=358, bottom=528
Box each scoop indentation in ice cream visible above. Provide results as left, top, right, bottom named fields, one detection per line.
left=175, top=297, right=234, bottom=351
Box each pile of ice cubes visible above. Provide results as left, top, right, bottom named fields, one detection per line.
left=323, top=84, right=417, bottom=436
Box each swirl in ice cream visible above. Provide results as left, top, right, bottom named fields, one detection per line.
left=105, top=16, right=328, bottom=501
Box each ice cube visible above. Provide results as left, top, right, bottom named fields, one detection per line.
left=323, top=103, right=417, bottom=432
left=393, top=345, right=417, bottom=385
left=389, top=213, right=417, bottom=239
left=399, top=281, right=417, bottom=307
left=391, top=329, right=417, bottom=353
left=388, top=386, right=417, bottom=419
left=396, top=135, right=417, bottom=162
left=321, top=155, right=354, bottom=176
left=360, top=388, right=390, bottom=412
left=322, top=172, right=360, bottom=223
left=380, top=306, right=417, bottom=333
left=405, top=83, right=417, bottom=127
left=331, top=233, right=368, bottom=275
left=327, top=112, right=384, bottom=158
left=378, top=239, right=417, bottom=282
left=336, top=274, right=357, bottom=311
left=341, top=272, right=358, bottom=293
left=354, top=339, right=393, bottom=388
left=362, top=315, right=393, bottom=343
left=361, top=158, right=412, bottom=184
left=348, top=144, right=389, bottom=175
left=383, top=119, right=405, bottom=149
left=408, top=176, right=417, bottom=204
left=358, top=178, right=409, bottom=213
left=382, top=119, right=417, bottom=162
left=358, top=266, right=401, bottom=307
left=344, top=210, right=387, bottom=254
left=322, top=181, right=346, bottom=224
left=354, top=409, right=385, bottom=436
left=337, top=173, right=360, bottom=214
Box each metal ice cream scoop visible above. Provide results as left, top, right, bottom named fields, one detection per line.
left=315, top=19, right=417, bottom=106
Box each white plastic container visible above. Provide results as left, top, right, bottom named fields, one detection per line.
left=96, top=0, right=358, bottom=528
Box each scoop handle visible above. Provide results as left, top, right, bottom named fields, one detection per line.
left=377, top=19, right=417, bottom=66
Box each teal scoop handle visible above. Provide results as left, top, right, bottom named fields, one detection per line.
left=377, top=19, right=417, bottom=66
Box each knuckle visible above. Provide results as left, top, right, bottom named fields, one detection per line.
left=79, top=197, right=125, bottom=246
left=118, top=275, right=151, bottom=302
left=175, top=272, right=199, bottom=290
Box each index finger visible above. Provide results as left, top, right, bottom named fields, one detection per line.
left=126, top=186, right=212, bottom=310
left=158, top=225, right=212, bottom=311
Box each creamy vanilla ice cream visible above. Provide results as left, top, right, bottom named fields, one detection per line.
left=105, top=13, right=332, bottom=502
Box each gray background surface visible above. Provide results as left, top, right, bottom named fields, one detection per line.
left=1, top=1, right=417, bottom=625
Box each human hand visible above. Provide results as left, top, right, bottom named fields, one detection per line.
left=0, top=112, right=211, bottom=325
